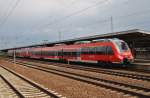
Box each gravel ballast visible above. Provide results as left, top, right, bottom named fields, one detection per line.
left=18, top=59, right=150, bottom=88
left=0, top=59, right=134, bottom=98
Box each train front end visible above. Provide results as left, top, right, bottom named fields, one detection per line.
left=113, top=39, right=134, bottom=66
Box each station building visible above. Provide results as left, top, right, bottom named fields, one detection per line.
left=1, top=29, right=150, bottom=60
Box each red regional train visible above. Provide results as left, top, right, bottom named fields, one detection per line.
left=8, top=38, right=134, bottom=66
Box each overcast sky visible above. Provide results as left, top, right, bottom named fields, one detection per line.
left=0, top=0, right=150, bottom=49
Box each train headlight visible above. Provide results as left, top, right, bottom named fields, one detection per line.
left=118, top=55, right=123, bottom=60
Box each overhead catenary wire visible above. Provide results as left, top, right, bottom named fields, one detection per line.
left=28, top=0, right=131, bottom=34
left=34, top=0, right=150, bottom=34
left=80, top=8, right=150, bottom=28
left=0, top=0, right=14, bottom=22
left=22, top=0, right=150, bottom=42
left=26, top=0, right=88, bottom=37
left=115, top=8, right=150, bottom=20
left=39, top=8, right=150, bottom=35
left=0, top=0, right=21, bottom=50
left=36, top=0, right=109, bottom=30
left=0, top=0, right=21, bottom=28
left=116, top=18, right=150, bottom=30
left=1, top=0, right=150, bottom=49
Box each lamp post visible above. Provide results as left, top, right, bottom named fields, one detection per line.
left=13, top=49, right=16, bottom=63
left=13, top=36, right=18, bottom=64
left=110, top=16, right=114, bottom=33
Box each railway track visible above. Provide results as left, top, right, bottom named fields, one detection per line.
left=0, top=65, right=63, bottom=98
left=0, top=75, right=19, bottom=98
left=10, top=58, right=150, bottom=82
left=33, top=60, right=150, bottom=81
left=6, top=59, right=150, bottom=98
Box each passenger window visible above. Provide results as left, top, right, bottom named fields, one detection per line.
left=96, top=46, right=106, bottom=55
left=107, top=46, right=114, bottom=55
left=81, top=47, right=89, bottom=54
left=89, top=47, right=95, bottom=54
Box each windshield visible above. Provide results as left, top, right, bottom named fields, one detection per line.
left=115, top=41, right=129, bottom=53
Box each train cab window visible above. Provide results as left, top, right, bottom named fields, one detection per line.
left=115, top=41, right=129, bottom=53
left=121, top=42, right=129, bottom=51
left=107, top=46, right=114, bottom=55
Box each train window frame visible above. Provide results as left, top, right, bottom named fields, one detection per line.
left=115, top=41, right=129, bottom=53
left=96, top=46, right=106, bottom=55
left=89, top=47, right=96, bottom=54
left=81, top=47, right=89, bottom=54
left=106, top=46, right=114, bottom=55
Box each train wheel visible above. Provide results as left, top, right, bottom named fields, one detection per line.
left=122, top=58, right=129, bottom=67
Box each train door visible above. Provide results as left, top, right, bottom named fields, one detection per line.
left=62, top=49, right=67, bottom=61
left=60, top=49, right=63, bottom=60
left=77, top=48, right=81, bottom=61
left=106, top=46, right=114, bottom=63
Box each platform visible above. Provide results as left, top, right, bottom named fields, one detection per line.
left=129, top=59, right=150, bottom=72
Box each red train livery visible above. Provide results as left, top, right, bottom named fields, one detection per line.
left=8, top=38, right=134, bottom=66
